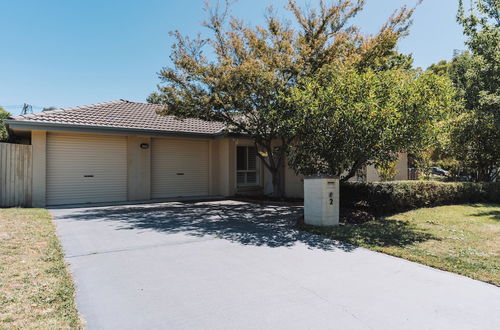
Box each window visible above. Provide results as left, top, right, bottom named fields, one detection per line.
left=237, top=146, right=259, bottom=185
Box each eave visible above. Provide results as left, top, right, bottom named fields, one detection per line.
left=5, top=119, right=226, bottom=139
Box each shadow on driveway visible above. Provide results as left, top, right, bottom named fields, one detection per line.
left=56, top=201, right=357, bottom=252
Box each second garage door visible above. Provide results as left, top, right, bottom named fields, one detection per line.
left=151, top=138, right=209, bottom=198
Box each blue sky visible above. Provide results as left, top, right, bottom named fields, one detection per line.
left=0, top=0, right=466, bottom=114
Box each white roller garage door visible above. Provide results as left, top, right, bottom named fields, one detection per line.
left=151, top=138, right=209, bottom=198
left=46, top=132, right=127, bottom=205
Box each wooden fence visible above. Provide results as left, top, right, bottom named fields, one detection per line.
left=0, top=143, right=32, bottom=207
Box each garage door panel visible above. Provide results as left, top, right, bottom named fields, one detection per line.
left=47, top=133, right=127, bottom=205
left=152, top=138, right=209, bottom=198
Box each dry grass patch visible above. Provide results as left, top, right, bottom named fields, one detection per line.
left=0, top=208, right=82, bottom=329
left=304, top=204, right=500, bottom=286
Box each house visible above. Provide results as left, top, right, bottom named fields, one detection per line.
left=5, top=100, right=408, bottom=207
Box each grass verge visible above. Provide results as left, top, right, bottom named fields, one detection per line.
left=0, top=208, right=82, bottom=329
left=303, top=204, right=500, bottom=286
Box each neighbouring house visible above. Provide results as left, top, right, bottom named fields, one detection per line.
left=5, top=100, right=408, bottom=207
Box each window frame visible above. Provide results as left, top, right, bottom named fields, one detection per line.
left=236, top=145, right=261, bottom=187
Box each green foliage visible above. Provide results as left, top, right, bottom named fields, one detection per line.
left=450, top=0, right=500, bottom=181
left=376, top=158, right=399, bottom=181
left=151, top=0, right=419, bottom=196
left=427, top=60, right=452, bottom=76
left=409, top=148, right=433, bottom=179
left=340, top=181, right=500, bottom=216
left=0, top=106, right=12, bottom=141
left=420, top=1, right=500, bottom=182
left=409, top=146, right=464, bottom=180
left=146, top=92, right=167, bottom=105
left=285, top=68, right=455, bottom=180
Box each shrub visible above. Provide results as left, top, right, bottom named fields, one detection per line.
left=0, top=106, right=11, bottom=142
left=341, top=181, right=500, bottom=216
left=340, top=208, right=376, bottom=224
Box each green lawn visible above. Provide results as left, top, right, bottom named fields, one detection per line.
left=304, top=204, right=500, bottom=286
left=0, top=208, right=82, bottom=329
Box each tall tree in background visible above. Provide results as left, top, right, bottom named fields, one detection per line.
left=452, top=0, right=499, bottom=181
left=150, top=0, right=419, bottom=196
left=0, top=106, right=12, bottom=141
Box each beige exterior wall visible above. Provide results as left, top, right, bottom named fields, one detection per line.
left=227, top=139, right=237, bottom=196
left=366, top=153, right=409, bottom=182
left=31, top=130, right=46, bottom=207
left=216, top=138, right=235, bottom=196
left=127, top=136, right=151, bottom=201
left=284, top=160, right=303, bottom=198
left=209, top=140, right=219, bottom=195
left=394, top=152, right=409, bottom=180
left=366, top=164, right=380, bottom=182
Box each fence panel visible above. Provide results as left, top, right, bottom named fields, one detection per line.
left=0, top=143, right=32, bottom=207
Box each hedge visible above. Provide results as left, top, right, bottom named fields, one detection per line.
left=340, top=181, right=500, bottom=216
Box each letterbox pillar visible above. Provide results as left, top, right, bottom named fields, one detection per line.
left=304, top=176, right=340, bottom=226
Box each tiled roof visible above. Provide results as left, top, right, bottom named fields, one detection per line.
left=11, top=100, right=226, bottom=136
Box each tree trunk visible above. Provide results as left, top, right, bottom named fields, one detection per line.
left=340, top=158, right=365, bottom=183
left=255, top=141, right=287, bottom=198
left=477, top=166, right=492, bottom=182
left=270, top=168, right=285, bottom=198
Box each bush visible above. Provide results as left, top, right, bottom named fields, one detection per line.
left=341, top=181, right=500, bottom=216
left=339, top=208, right=376, bottom=224
left=0, top=106, right=12, bottom=142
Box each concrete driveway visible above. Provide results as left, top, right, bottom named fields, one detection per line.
left=51, top=200, right=500, bottom=330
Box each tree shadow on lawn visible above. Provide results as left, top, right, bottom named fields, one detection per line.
left=466, top=203, right=500, bottom=221
left=472, top=211, right=500, bottom=221
left=55, top=201, right=357, bottom=252
left=304, top=218, right=436, bottom=248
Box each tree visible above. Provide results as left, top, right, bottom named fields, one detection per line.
left=377, top=158, right=400, bottom=182
left=427, top=59, right=452, bottom=76
left=283, top=67, right=455, bottom=181
left=0, top=106, right=12, bottom=141
left=450, top=0, right=499, bottom=181
left=150, top=0, right=419, bottom=196
left=419, top=1, right=499, bottom=182
left=412, top=60, right=463, bottom=180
